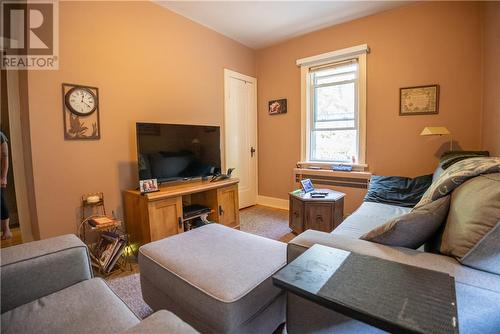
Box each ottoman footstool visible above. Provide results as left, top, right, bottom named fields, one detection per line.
left=139, top=224, right=287, bottom=334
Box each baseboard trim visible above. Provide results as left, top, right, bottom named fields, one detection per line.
left=257, top=195, right=289, bottom=211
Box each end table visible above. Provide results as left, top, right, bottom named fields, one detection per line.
left=289, top=189, right=345, bottom=234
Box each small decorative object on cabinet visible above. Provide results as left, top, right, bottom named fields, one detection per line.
left=79, top=192, right=131, bottom=276
left=140, top=178, right=159, bottom=193
left=289, top=188, right=345, bottom=234
left=62, top=83, right=100, bottom=140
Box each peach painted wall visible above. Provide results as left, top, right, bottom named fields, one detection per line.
left=26, top=1, right=255, bottom=238
left=482, top=2, right=500, bottom=156
left=256, top=2, right=484, bottom=200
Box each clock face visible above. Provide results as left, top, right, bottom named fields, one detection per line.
left=65, top=87, right=97, bottom=116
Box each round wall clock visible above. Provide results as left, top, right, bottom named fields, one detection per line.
left=64, top=86, right=98, bottom=116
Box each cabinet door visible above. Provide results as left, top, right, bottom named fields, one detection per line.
left=217, top=185, right=239, bottom=228
left=148, top=196, right=183, bottom=241
left=305, top=203, right=334, bottom=232
left=289, top=197, right=304, bottom=234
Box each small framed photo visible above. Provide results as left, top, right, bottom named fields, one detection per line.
left=300, top=179, right=315, bottom=193
left=268, top=99, right=287, bottom=115
left=400, top=84, right=439, bottom=116
left=139, top=178, right=159, bottom=194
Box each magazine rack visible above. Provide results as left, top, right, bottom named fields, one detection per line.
left=78, top=216, right=132, bottom=276
left=79, top=192, right=132, bottom=277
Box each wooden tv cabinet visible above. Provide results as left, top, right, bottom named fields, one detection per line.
left=123, top=178, right=239, bottom=247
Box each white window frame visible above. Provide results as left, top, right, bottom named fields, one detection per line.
left=298, top=44, right=369, bottom=168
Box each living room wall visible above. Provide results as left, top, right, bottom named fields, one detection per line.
left=26, top=1, right=255, bottom=238
left=255, top=2, right=484, bottom=200
left=482, top=2, right=500, bottom=156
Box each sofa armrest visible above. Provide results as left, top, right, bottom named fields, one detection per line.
left=123, top=310, right=199, bottom=334
left=288, top=230, right=500, bottom=291
left=1, top=234, right=92, bottom=313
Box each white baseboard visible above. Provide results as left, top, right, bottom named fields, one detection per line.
left=257, top=195, right=289, bottom=210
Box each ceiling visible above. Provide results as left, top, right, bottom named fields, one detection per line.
left=156, top=1, right=408, bottom=49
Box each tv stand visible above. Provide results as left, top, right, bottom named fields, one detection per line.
left=123, top=178, right=239, bottom=247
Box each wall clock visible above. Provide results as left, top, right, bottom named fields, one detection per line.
left=62, top=83, right=101, bottom=140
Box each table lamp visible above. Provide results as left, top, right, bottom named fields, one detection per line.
left=420, top=127, right=453, bottom=151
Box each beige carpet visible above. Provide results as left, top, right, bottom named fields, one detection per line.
left=107, top=205, right=293, bottom=320
left=240, top=205, right=294, bottom=242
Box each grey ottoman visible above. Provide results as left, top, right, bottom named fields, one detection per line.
left=139, top=224, right=287, bottom=334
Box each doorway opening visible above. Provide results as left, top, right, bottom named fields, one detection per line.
left=1, top=69, right=22, bottom=247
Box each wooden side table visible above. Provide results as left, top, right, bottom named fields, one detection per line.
left=289, top=189, right=345, bottom=234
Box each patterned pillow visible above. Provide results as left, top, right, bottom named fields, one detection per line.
left=439, top=151, right=489, bottom=170
left=415, top=157, right=500, bottom=209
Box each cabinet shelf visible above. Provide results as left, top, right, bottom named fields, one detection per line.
left=183, top=210, right=215, bottom=222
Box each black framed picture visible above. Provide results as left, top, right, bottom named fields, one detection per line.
left=268, top=99, right=287, bottom=115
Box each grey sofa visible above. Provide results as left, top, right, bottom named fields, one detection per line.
left=0, top=234, right=198, bottom=334
left=286, top=198, right=500, bottom=333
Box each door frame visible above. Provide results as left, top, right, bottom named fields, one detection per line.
left=3, top=69, right=34, bottom=242
left=223, top=69, right=258, bottom=208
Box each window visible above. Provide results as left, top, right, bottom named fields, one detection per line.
left=298, top=45, right=368, bottom=166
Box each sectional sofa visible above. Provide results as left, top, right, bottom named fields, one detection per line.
left=0, top=234, right=198, bottom=334
left=286, top=168, right=500, bottom=333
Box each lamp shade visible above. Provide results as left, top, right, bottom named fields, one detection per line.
left=420, top=127, right=451, bottom=136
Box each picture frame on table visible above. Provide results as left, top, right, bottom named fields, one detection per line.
left=139, top=178, right=159, bottom=194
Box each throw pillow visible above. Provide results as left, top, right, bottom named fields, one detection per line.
left=364, top=174, right=433, bottom=208
left=361, top=195, right=450, bottom=249
left=439, top=151, right=489, bottom=170
left=438, top=173, right=500, bottom=274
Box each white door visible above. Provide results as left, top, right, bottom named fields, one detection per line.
left=224, top=69, right=257, bottom=209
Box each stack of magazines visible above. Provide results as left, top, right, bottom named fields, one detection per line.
left=89, top=216, right=120, bottom=229
left=93, top=231, right=126, bottom=273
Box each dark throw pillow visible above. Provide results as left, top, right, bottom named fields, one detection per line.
left=439, top=151, right=489, bottom=170
left=364, top=174, right=433, bottom=208
left=361, top=196, right=451, bottom=249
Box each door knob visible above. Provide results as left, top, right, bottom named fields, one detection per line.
left=250, top=147, right=256, bottom=157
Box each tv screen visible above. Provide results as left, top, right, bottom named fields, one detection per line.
left=136, top=123, right=221, bottom=184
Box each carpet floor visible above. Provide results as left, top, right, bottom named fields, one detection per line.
left=107, top=205, right=292, bottom=321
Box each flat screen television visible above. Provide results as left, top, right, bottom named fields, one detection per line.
left=136, top=123, right=221, bottom=184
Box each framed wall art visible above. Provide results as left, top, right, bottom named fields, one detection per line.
left=268, top=98, right=287, bottom=115
left=400, top=84, right=439, bottom=116
left=62, top=83, right=101, bottom=140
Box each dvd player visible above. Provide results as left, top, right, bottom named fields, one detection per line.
left=183, top=204, right=211, bottom=219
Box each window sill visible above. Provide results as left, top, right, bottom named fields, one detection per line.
left=297, top=161, right=368, bottom=171
left=294, top=167, right=372, bottom=180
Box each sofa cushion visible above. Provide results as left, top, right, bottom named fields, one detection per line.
left=439, top=173, right=500, bottom=274
left=139, top=224, right=287, bottom=333
left=360, top=196, right=450, bottom=249
left=1, top=278, right=139, bottom=334
left=364, top=174, right=432, bottom=208
left=332, top=202, right=411, bottom=239
left=0, top=234, right=92, bottom=313
left=123, top=310, right=199, bottom=334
